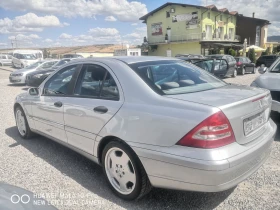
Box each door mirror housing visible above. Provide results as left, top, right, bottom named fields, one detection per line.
left=28, top=87, right=39, bottom=96
left=258, top=67, right=267, bottom=74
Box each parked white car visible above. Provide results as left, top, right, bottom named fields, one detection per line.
left=0, top=54, right=12, bottom=66
left=12, top=50, right=43, bottom=68
left=9, top=60, right=59, bottom=84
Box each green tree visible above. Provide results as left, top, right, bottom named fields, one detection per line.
left=228, top=48, right=236, bottom=57
left=248, top=48, right=256, bottom=63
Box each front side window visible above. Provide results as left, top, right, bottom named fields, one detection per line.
left=43, top=65, right=78, bottom=95
left=270, top=60, right=280, bottom=72
left=129, top=61, right=226, bottom=95
left=74, top=64, right=119, bottom=100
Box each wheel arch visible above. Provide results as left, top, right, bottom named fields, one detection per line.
left=97, top=136, right=139, bottom=166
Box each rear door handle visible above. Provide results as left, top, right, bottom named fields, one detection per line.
left=54, top=101, right=63, bottom=107
left=93, top=106, right=108, bottom=114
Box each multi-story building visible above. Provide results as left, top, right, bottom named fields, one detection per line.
left=140, top=3, right=270, bottom=57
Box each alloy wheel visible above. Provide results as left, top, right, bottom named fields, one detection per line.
left=104, top=147, right=136, bottom=195
left=16, top=109, right=27, bottom=136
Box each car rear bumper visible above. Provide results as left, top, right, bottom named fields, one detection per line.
left=134, top=119, right=276, bottom=192
left=271, top=100, right=280, bottom=113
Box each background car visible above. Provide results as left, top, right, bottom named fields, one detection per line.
left=14, top=57, right=276, bottom=200
left=251, top=57, right=280, bottom=114
left=9, top=60, right=59, bottom=84
left=62, top=54, right=84, bottom=58
left=206, top=54, right=237, bottom=77
left=0, top=54, right=12, bottom=66
left=235, top=57, right=256, bottom=75
left=12, top=53, right=39, bottom=68
left=256, top=55, right=280, bottom=67
left=26, top=58, right=74, bottom=87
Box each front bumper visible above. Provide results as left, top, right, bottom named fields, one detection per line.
left=9, top=75, right=26, bottom=84
left=271, top=100, right=280, bottom=113
left=134, top=119, right=276, bottom=192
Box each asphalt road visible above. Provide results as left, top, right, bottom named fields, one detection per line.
left=0, top=66, right=280, bottom=210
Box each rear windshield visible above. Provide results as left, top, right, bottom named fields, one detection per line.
left=129, top=60, right=226, bottom=95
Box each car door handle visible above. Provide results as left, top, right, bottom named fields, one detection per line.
left=54, top=101, right=63, bottom=107
left=93, top=106, right=108, bottom=114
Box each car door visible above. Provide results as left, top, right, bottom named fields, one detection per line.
left=31, top=64, right=81, bottom=142
left=224, top=56, right=234, bottom=76
left=62, top=63, right=124, bottom=154
left=245, top=58, right=254, bottom=72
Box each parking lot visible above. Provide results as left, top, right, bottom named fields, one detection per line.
left=0, top=65, right=280, bottom=210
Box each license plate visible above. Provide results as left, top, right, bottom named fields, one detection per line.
left=243, top=112, right=266, bottom=136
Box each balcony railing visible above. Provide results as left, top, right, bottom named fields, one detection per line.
left=148, top=33, right=241, bottom=44
left=148, top=33, right=201, bottom=44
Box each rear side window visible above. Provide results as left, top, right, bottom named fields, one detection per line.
left=129, top=61, right=226, bottom=95
left=74, top=64, right=119, bottom=100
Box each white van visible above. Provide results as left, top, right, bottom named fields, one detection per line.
left=12, top=50, right=43, bottom=68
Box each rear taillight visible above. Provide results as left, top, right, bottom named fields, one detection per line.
left=237, top=62, right=242, bottom=66
left=176, top=111, right=235, bottom=149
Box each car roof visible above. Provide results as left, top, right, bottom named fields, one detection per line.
left=77, top=56, right=180, bottom=64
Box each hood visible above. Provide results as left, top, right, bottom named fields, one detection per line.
left=254, top=72, right=280, bottom=91
left=165, top=84, right=267, bottom=107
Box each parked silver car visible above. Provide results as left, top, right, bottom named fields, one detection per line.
left=251, top=58, right=280, bottom=113
left=14, top=57, right=276, bottom=200
left=9, top=60, right=59, bottom=84
left=0, top=54, right=12, bottom=66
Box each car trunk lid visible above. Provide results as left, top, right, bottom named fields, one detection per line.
left=165, top=84, right=272, bottom=145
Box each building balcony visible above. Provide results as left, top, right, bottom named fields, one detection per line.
left=148, top=33, right=241, bottom=45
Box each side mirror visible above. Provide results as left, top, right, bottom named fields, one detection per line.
left=261, top=64, right=266, bottom=68
left=28, top=87, right=39, bottom=96
left=258, top=67, right=267, bottom=74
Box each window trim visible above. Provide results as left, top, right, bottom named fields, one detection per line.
left=72, top=63, right=120, bottom=101
left=42, top=64, right=82, bottom=97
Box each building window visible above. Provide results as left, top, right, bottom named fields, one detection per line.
left=207, top=12, right=210, bottom=19
left=220, top=15, right=223, bottom=21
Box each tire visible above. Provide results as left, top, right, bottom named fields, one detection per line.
left=21, top=64, right=24, bottom=68
left=102, top=141, right=152, bottom=200
left=252, top=67, right=256, bottom=74
left=241, top=67, right=245, bottom=75
left=14, top=106, right=34, bottom=139
left=232, top=69, right=237, bottom=78
left=12, top=62, right=15, bottom=68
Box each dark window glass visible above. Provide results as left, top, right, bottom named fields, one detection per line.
left=129, top=61, right=226, bottom=95
left=101, top=72, right=119, bottom=100
left=44, top=65, right=77, bottom=95
left=74, top=64, right=119, bottom=100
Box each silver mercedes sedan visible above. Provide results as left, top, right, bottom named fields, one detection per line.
left=14, top=57, right=276, bottom=200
